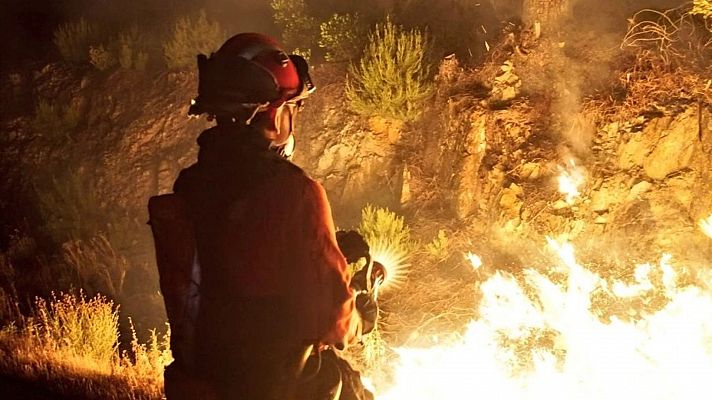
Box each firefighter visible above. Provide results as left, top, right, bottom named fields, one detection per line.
left=148, top=33, right=377, bottom=400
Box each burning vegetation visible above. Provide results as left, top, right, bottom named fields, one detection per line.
left=1, top=0, right=712, bottom=398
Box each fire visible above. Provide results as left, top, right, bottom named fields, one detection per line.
left=557, top=160, right=585, bottom=204
left=464, top=252, right=482, bottom=270
left=373, top=239, right=712, bottom=400
left=700, top=214, right=712, bottom=239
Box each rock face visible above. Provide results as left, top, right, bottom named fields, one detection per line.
left=1, top=59, right=711, bottom=284
left=618, top=108, right=701, bottom=180
left=0, top=62, right=412, bottom=329
left=0, top=63, right=409, bottom=242
left=294, top=67, right=407, bottom=223
left=400, top=57, right=712, bottom=262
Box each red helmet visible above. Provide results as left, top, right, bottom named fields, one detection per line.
left=188, top=33, right=314, bottom=119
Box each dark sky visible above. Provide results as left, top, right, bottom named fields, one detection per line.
left=0, top=0, right=276, bottom=71
left=0, top=0, right=692, bottom=72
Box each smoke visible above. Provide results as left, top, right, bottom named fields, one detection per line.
left=515, top=0, right=688, bottom=160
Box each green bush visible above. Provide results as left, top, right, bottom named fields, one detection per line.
left=163, top=10, right=225, bottom=69
left=425, top=229, right=449, bottom=260
left=34, top=170, right=103, bottom=244
left=117, top=26, right=150, bottom=71
left=53, top=18, right=101, bottom=63
left=692, top=0, right=712, bottom=17
left=30, top=292, right=119, bottom=365
left=89, top=45, right=117, bottom=71
left=87, top=26, right=151, bottom=72
left=32, top=100, right=81, bottom=139
left=319, top=13, right=367, bottom=62
left=358, top=204, right=417, bottom=260
left=346, top=18, right=432, bottom=122
left=271, top=0, right=319, bottom=57
left=33, top=167, right=140, bottom=252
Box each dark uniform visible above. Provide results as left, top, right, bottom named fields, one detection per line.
left=150, top=125, right=359, bottom=399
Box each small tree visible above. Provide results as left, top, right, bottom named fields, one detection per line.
left=163, top=10, right=225, bottom=69
left=346, top=18, right=431, bottom=122
left=271, top=0, right=319, bottom=57
left=319, top=13, right=367, bottom=62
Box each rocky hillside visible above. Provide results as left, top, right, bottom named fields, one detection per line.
left=1, top=26, right=711, bottom=341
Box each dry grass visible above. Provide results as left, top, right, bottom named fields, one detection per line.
left=622, top=7, right=712, bottom=68
left=62, top=235, right=129, bottom=299
left=582, top=52, right=711, bottom=123
left=0, top=292, right=170, bottom=399
left=594, top=5, right=712, bottom=121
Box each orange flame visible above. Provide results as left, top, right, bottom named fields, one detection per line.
left=699, top=214, right=712, bottom=239
left=557, top=160, right=585, bottom=204
left=371, top=238, right=712, bottom=400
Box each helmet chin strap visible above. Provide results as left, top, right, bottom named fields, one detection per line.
left=245, top=102, right=271, bottom=126
left=264, top=100, right=299, bottom=159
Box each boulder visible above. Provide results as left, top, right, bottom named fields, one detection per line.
left=643, top=110, right=698, bottom=180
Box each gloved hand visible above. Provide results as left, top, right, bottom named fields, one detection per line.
left=350, top=261, right=387, bottom=293
left=336, top=230, right=370, bottom=264
left=355, top=292, right=378, bottom=335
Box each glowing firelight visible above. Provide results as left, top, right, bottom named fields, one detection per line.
left=557, top=160, right=585, bottom=204
left=699, top=214, right=712, bottom=239
left=373, top=238, right=712, bottom=400
left=369, top=240, right=411, bottom=293
left=465, top=252, right=482, bottom=270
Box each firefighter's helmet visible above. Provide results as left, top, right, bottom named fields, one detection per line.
left=189, top=33, right=314, bottom=157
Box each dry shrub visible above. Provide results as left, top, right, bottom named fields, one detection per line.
left=584, top=5, right=712, bottom=122
left=692, top=0, right=712, bottom=17
left=319, top=13, right=367, bottom=62
left=117, top=26, right=150, bottom=71
left=62, top=235, right=129, bottom=299
left=585, top=51, right=712, bottom=122
left=0, top=255, right=20, bottom=324
left=622, top=7, right=712, bottom=68
left=120, top=319, right=172, bottom=383
left=271, top=0, right=318, bottom=58
left=163, top=10, right=225, bottom=69
left=620, top=56, right=709, bottom=116
left=32, top=99, right=82, bottom=140
left=53, top=18, right=101, bottom=63
left=358, top=205, right=417, bottom=254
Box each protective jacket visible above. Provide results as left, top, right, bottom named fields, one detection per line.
left=149, top=124, right=358, bottom=399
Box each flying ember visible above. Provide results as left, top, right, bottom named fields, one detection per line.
left=373, top=239, right=712, bottom=400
